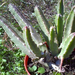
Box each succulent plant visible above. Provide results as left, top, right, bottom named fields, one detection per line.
left=0, top=0, right=75, bottom=73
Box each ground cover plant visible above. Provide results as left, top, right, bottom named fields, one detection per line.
left=0, top=0, right=75, bottom=75
left=0, top=36, right=27, bottom=75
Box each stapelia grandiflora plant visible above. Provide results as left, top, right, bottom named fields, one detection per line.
left=0, top=0, right=75, bottom=73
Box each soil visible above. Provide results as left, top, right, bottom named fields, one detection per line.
left=28, top=51, right=75, bottom=75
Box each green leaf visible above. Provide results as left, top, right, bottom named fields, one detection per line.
left=2, top=59, right=6, bottom=62
left=28, top=65, right=37, bottom=72
left=35, top=74, right=38, bottom=75
left=1, top=72, right=5, bottom=75
left=38, top=67, right=45, bottom=74
left=32, top=65, right=37, bottom=71
left=28, top=67, right=34, bottom=72
left=53, top=71, right=61, bottom=75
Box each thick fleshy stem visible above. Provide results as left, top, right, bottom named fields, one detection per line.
left=24, top=55, right=31, bottom=75
left=59, top=58, right=64, bottom=70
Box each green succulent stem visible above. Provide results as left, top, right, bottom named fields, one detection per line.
left=56, top=14, right=63, bottom=45
left=56, top=0, right=64, bottom=45
left=57, top=0, right=64, bottom=16
left=23, top=26, right=43, bottom=58
left=0, top=17, right=37, bottom=59
left=60, top=6, right=75, bottom=48
left=8, top=4, right=33, bottom=29
left=64, top=6, right=75, bottom=38
left=49, top=26, right=58, bottom=56
left=58, top=33, right=75, bottom=59
left=0, top=0, right=75, bottom=72
left=34, top=6, right=50, bottom=45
